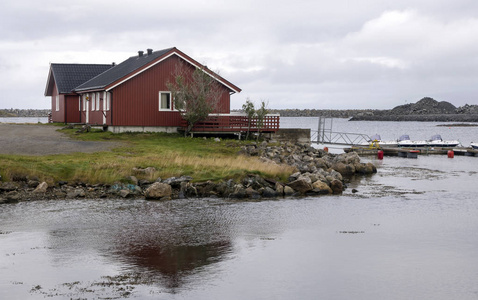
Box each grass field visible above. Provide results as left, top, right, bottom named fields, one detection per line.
left=0, top=127, right=295, bottom=185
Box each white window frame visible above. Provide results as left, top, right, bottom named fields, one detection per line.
left=78, top=96, right=81, bottom=111
left=96, top=92, right=100, bottom=111
left=106, top=92, right=111, bottom=111
left=91, top=93, right=96, bottom=111
left=159, top=91, right=172, bottom=111
left=55, top=95, right=59, bottom=111
left=83, top=94, right=88, bottom=111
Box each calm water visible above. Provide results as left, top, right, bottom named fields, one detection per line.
left=0, top=117, right=48, bottom=124
left=1, top=119, right=478, bottom=299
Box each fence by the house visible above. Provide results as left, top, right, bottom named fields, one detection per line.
left=181, top=113, right=280, bottom=133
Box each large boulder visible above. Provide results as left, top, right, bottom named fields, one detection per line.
left=288, top=177, right=313, bottom=194
left=312, top=180, right=332, bottom=194
left=354, top=162, right=377, bottom=174
left=331, top=162, right=355, bottom=176
left=330, top=179, right=344, bottom=194
left=145, top=182, right=172, bottom=200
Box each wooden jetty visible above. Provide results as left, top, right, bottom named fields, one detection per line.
left=344, top=146, right=478, bottom=157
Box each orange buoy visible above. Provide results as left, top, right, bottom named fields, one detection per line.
left=324, top=147, right=329, bottom=153
left=377, top=150, right=384, bottom=160
left=447, top=150, right=454, bottom=158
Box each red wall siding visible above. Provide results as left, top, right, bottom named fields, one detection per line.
left=111, top=56, right=231, bottom=127
left=50, top=82, right=65, bottom=123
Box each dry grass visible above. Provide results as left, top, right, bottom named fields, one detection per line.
left=0, top=130, right=296, bottom=184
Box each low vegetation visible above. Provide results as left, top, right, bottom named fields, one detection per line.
left=0, top=126, right=295, bottom=185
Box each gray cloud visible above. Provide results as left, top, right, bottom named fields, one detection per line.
left=1, top=0, right=478, bottom=109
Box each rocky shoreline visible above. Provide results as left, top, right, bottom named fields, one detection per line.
left=0, top=142, right=376, bottom=204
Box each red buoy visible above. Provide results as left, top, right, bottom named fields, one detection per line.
left=324, top=147, right=329, bottom=153
left=447, top=150, right=454, bottom=158
left=377, top=150, right=384, bottom=160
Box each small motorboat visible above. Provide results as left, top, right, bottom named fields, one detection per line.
left=426, top=134, right=461, bottom=148
left=397, top=135, right=427, bottom=148
left=361, top=134, right=398, bottom=148
left=471, top=142, right=478, bottom=150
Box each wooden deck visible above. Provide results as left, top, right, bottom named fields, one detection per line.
left=180, top=114, right=280, bottom=133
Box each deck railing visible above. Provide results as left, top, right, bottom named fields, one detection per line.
left=180, top=113, right=280, bottom=133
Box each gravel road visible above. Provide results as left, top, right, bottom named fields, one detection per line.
left=0, top=124, right=121, bottom=155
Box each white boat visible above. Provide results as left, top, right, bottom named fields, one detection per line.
left=361, top=134, right=398, bottom=148
left=397, top=135, right=427, bottom=148
left=426, top=134, right=460, bottom=148
left=471, top=142, right=478, bottom=150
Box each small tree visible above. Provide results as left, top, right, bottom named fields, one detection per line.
left=242, top=98, right=255, bottom=140
left=255, top=100, right=269, bottom=140
left=167, top=61, right=223, bottom=136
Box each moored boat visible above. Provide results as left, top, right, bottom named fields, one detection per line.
left=471, top=142, right=478, bottom=150
left=361, top=134, right=398, bottom=148
left=397, top=135, right=427, bottom=148
left=426, top=134, right=460, bottom=148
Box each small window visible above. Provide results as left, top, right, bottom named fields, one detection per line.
left=106, top=92, right=111, bottom=111
left=91, top=93, right=96, bottom=111
left=55, top=95, right=59, bottom=111
left=83, top=94, right=88, bottom=111
left=159, top=92, right=171, bottom=110
left=96, top=92, right=100, bottom=111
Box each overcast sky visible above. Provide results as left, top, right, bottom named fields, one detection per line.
left=1, top=0, right=478, bottom=110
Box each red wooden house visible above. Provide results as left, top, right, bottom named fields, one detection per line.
left=45, top=47, right=279, bottom=134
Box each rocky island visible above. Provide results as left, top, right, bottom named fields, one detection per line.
left=349, top=97, right=478, bottom=122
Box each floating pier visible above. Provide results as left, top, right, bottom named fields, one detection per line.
left=344, top=146, right=478, bottom=157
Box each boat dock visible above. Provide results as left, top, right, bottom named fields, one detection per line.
left=344, top=146, right=478, bottom=157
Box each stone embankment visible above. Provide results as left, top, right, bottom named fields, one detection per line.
left=0, top=142, right=376, bottom=204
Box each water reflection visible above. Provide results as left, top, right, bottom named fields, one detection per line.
left=2, top=155, right=478, bottom=299
left=119, top=241, right=232, bottom=291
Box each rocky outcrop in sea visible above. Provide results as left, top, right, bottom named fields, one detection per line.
left=349, top=97, right=478, bottom=121
left=0, top=142, right=376, bottom=203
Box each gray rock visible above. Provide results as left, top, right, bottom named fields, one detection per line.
left=312, top=180, right=332, bottom=194
left=66, top=188, right=85, bottom=198
left=288, top=178, right=313, bottom=194
left=119, top=189, right=130, bottom=198
left=145, top=182, right=172, bottom=199
left=261, top=187, right=277, bottom=198
left=275, top=182, right=284, bottom=195
left=0, top=182, right=18, bottom=192
left=33, top=182, right=48, bottom=193
left=330, top=179, right=344, bottom=194
left=283, top=186, right=295, bottom=196
left=163, top=176, right=193, bottom=187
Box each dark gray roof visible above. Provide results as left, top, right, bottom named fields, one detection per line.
left=47, top=64, right=114, bottom=95
left=74, top=48, right=174, bottom=92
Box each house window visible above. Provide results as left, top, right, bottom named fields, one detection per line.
left=55, top=95, right=59, bottom=111
left=159, top=92, right=171, bottom=110
left=96, top=92, right=100, bottom=111
left=83, top=94, right=88, bottom=111
left=91, top=93, right=96, bottom=111
left=79, top=96, right=81, bottom=111
left=106, top=92, right=111, bottom=111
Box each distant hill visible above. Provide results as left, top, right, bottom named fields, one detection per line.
left=348, top=97, right=478, bottom=121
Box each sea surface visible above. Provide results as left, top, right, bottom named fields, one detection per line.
left=0, top=117, right=48, bottom=124
left=1, top=118, right=478, bottom=299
